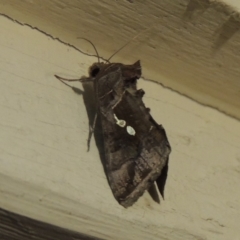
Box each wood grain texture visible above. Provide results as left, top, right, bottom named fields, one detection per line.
left=1, top=0, right=240, bottom=120
left=0, top=15, right=240, bottom=240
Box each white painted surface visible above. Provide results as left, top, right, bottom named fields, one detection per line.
left=1, top=0, right=240, bottom=120
left=1, top=15, right=240, bottom=240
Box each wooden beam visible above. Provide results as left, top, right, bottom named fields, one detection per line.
left=1, top=0, right=240, bottom=119
left=0, top=7, right=240, bottom=240
left=0, top=208, right=102, bottom=240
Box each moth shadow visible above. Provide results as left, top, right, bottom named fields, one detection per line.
left=72, top=82, right=108, bottom=177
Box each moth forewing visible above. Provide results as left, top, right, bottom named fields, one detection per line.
left=93, top=61, right=171, bottom=207
left=55, top=56, right=171, bottom=208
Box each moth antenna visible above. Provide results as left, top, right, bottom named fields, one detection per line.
left=77, top=37, right=100, bottom=63
left=107, top=26, right=152, bottom=62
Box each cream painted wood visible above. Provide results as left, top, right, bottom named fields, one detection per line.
left=1, top=0, right=240, bottom=119
left=0, top=14, right=240, bottom=240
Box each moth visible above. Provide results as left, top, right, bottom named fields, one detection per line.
left=55, top=42, right=171, bottom=208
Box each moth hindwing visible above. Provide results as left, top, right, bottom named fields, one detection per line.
left=56, top=60, right=171, bottom=208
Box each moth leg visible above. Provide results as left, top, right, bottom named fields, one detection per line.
left=55, top=75, right=84, bottom=95
left=87, top=113, right=98, bottom=151
left=55, top=75, right=82, bottom=82
left=55, top=75, right=93, bottom=85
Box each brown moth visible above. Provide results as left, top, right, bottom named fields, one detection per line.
left=55, top=41, right=171, bottom=208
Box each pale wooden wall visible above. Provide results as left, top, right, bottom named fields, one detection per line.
left=1, top=0, right=240, bottom=119
left=0, top=1, right=240, bottom=240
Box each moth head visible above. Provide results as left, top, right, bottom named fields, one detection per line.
left=89, top=62, right=106, bottom=77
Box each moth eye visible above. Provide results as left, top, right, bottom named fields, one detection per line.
left=90, top=67, right=100, bottom=77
